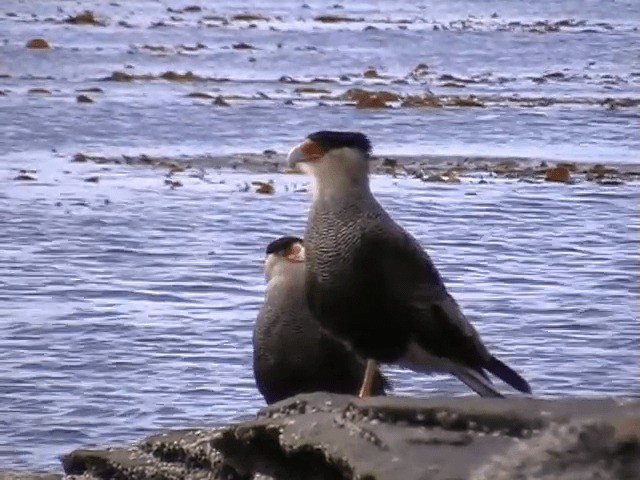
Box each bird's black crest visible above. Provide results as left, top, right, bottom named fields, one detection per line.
left=265, top=236, right=304, bottom=255
left=308, top=131, right=372, bottom=158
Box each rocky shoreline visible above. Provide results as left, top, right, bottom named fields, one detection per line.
left=3, top=393, right=638, bottom=480
left=66, top=150, right=640, bottom=186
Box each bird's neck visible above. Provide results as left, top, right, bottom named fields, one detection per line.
left=266, top=263, right=305, bottom=293
left=310, top=157, right=373, bottom=204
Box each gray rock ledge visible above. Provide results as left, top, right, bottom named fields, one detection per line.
left=5, top=393, right=640, bottom=480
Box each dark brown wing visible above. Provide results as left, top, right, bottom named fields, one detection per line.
left=359, top=222, right=492, bottom=369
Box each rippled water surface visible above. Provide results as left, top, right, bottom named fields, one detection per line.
left=1, top=0, right=639, bottom=471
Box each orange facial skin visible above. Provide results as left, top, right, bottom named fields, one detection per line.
left=285, top=242, right=305, bottom=263
left=298, top=139, right=325, bottom=162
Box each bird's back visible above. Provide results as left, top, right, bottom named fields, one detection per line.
left=304, top=191, right=491, bottom=368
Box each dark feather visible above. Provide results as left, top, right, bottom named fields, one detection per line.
left=308, top=131, right=372, bottom=158
left=357, top=224, right=493, bottom=370
left=254, top=320, right=390, bottom=404
left=485, top=356, right=532, bottom=394
left=265, top=236, right=303, bottom=255
left=254, top=248, right=390, bottom=404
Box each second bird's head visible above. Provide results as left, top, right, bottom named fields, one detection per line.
left=286, top=131, right=373, bottom=188
left=263, top=236, right=305, bottom=282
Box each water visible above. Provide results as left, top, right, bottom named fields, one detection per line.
left=0, top=0, right=638, bottom=471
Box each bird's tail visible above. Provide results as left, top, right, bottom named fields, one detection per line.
left=452, top=365, right=505, bottom=398
left=485, top=355, right=532, bottom=394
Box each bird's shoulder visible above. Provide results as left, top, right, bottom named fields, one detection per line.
left=359, top=215, right=486, bottom=354
left=357, top=214, right=442, bottom=288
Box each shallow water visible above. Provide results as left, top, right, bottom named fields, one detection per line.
left=1, top=0, right=639, bottom=471
left=1, top=163, right=638, bottom=469
left=1, top=0, right=639, bottom=162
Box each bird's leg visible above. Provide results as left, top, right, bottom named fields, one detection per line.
left=358, top=359, right=378, bottom=398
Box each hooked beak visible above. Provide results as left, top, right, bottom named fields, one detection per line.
left=286, top=143, right=308, bottom=169
left=286, top=139, right=324, bottom=170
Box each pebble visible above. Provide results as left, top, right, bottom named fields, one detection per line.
left=26, top=38, right=50, bottom=49
left=545, top=166, right=571, bottom=183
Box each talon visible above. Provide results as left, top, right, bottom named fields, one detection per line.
left=358, top=359, right=377, bottom=398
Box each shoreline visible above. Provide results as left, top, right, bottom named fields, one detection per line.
left=63, top=150, right=640, bottom=186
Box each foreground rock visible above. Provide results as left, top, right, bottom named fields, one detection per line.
left=5, top=394, right=627, bottom=479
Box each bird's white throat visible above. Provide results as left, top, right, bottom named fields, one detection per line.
left=301, top=148, right=372, bottom=203
left=264, top=255, right=305, bottom=285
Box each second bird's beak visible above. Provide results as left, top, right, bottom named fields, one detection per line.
left=286, top=143, right=307, bottom=169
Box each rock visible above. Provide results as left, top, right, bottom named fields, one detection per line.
left=76, top=87, right=103, bottom=93
left=342, top=88, right=400, bottom=103
left=25, top=38, right=50, bottom=49
left=76, top=94, right=93, bottom=103
left=168, top=5, right=202, bottom=13
left=589, top=164, right=618, bottom=178
left=84, top=176, right=99, bottom=183
left=545, top=165, right=571, bottom=183
left=381, top=158, right=398, bottom=168
left=445, top=170, right=461, bottom=183
left=72, top=153, right=89, bottom=163
left=252, top=180, right=275, bottom=194
left=441, top=81, right=467, bottom=88
left=186, top=91, right=214, bottom=99
left=55, top=394, right=638, bottom=480
left=493, top=159, right=520, bottom=174
left=401, top=94, right=442, bottom=107
left=363, top=68, right=380, bottom=78
left=356, top=95, right=388, bottom=108
left=445, top=95, right=485, bottom=107
left=597, top=178, right=625, bottom=186
left=410, top=63, right=430, bottom=77
left=28, top=88, right=51, bottom=95
left=602, top=97, right=640, bottom=109
left=314, top=15, right=361, bottom=23
left=423, top=174, right=447, bottom=182
left=232, top=13, right=269, bottom=21
left=294, top=87, right=331, bottom=94
left=107, top=72, right=135, bottom=82
left=232, top=42, right=255, bottom=50
left=213, top=95, right=229, bottom=106
left=159, top=70, right=202, bottom=81
left=65, top=11, right=103, bottom=26
left=14, top=173, right=37, bottom=181
left=103, top=71, right=144, bottom=82
left=166, top=162, right=186, bottom=173
left=341, top=88, right=399, bottom=108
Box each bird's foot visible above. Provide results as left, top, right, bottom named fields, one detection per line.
left=357, top=359, right=378, bottom=398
